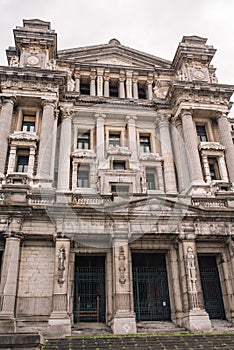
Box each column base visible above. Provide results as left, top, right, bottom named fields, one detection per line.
left=0, top=313, right=16, bottom=333
left=56, top=191, right=72, bottom=204
left=182, top=309, right=211, bottom=332
left=111, top=313, right=137, bottom=334
left=47, top=313, right=71, bottom=338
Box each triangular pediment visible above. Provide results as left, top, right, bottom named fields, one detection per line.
left=58, top=40, right=172, bottom=69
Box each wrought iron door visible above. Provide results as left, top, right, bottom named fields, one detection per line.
left=133, top=254, right=171, bottom=322
left=198, top=256, right=225, bottom=319
left=74, top=256, right=105, bottom=323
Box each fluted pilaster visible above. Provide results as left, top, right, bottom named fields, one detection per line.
left=0, top=97, right=15, bottom=177
left=57, top=107, right=73, bottom=191
left=181, top=110, right=204, bottom=184
left=158, top=114, right=177, bottom=194
left=217, top=113, right=234, bottom=183
left=37, top=100, right=56, bottom=182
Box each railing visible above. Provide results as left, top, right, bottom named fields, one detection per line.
left=27, top=194, right=55, bottom=205
left=192, top=198, right=228, bottom=209
left=72, top=194, right=113, bottom=206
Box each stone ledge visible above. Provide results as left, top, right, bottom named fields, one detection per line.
left=0, top=333, right=43, bottom=349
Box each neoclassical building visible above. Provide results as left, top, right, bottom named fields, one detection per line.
left=0, top=19, right=234, bottom=338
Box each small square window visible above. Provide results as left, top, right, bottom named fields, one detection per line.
left=80, top=78, right=90, bottom=95
left=113, top=161, right=126, bottom=170
left=16, top=154, right=29, bottom=173
left=22, top=115, right=35, bottom=132
left=109, top=133, right=121, bottom=147
left=109, top=80, right=119, bottom=98
left=140, top=135, right=151, bottom=153
left=111, top=183, right=130, bottom=194
left=77, top=132, right=90, bottom=150
left=138, top=82, right=147, bottom=99
left=77, top=165, right=89, bottom=187
left=146, top=168, right=156, bottom=190
left=196, top=125, right=208, bottom=142
left=208, top=158, right=220, bottom=181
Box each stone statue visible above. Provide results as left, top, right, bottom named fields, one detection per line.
left=10, top=56, right=19, bottom=67
left=186, top=246, right=199, bottom=309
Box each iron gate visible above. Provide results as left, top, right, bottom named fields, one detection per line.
left=198, top=256, right=225, bottom=319
left=74, top=265, right=105, bottom=323
left=133, top=254, right=171, bottom=322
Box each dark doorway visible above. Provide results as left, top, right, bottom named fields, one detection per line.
left=198, top=256, right=225, bottom=319
left=132, top=253, right=171, bottom=322
left=74, top=255, right=106, bottom=323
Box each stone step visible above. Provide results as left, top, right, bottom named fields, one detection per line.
left=44, top=333, right=234, bottom=350
left=137, top=321, right=185, bottom=333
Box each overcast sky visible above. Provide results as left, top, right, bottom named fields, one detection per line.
left=1, top=0, right=234, bottom=112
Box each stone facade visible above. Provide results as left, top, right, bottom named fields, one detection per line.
left=0, top=19, right=234, bottom=337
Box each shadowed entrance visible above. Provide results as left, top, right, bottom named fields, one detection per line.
left=132, top=253, right=171, bottom=322
left=74, top=255, right=106, bottom=323
left=198, top=256, right=225, bottom=320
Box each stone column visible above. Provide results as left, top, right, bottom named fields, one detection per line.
left=218, top=155, right=229, bottom=182
left=168, top=247, right=183, bottom=326
left=171, top=118, right=186, bottom=193
left=0, top=97, right=15, bottom=177
left=28, top=146, right=36, bottom=177
left=0, top=233, right=22, bottom=333
left=74, top=69, right=80, bottom=93
left=132, top=74, right=138, bottom=99
left=119, top=74, right=125, bottom=99
left=47, top=238, right=71, bottom=338
left=95, top=114, right=106, bottom=162
left=217, top=113, right=234, bottom=183
left=126, top=71, right=133, bottom=99
left=37, top=100, right=56, bottom=184
left=7, top=146, right=17, bottom=174
left=181, top=110, right=204, bottom=185
left=97, top=69, right=104, bottom=97
left=104, top=76, right=110, bottom=97
left=158, top=114, right=177, bottom=194
left=126, top=116, right=138, bottom=163
left=57, top=107, right=73, bottom=193
left=155, top=161, right=165, bottom=192
left=146, top=80, right=153, bottom=100
left=90, top=70, right=96, bottom=96
left=75, top=75, right=80, bottom=94
left=112, top=240, right=136, bottom=334
left=178, top=231, right=211, bottom=331
left=200, top=153, right=211, bottom=183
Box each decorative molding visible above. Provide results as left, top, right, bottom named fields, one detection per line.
left=198, top=142, right=225, bottom=151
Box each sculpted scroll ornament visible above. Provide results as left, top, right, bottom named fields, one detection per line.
left=186, top=247, right=199, bottom=309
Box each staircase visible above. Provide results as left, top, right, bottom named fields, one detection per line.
left=44, top=333, right=234, bottom=349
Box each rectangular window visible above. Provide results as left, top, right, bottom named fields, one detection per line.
left=146, top=168, right=156, bottom=190
left=109, top=133, right=121, bottom=147
left=111, top=183, right=130, bottom=194
left=77, top=132, right=90, bottom=150
left=138, top=82, right=147, bottom=99
left=80, top=78, right=90, bottom=95
left=16, top=154, right=29, bottom=173
left=21, top=115, right=35, bottom=132
left=77, top=165, right=89, bottom=188
left=109, top=80, right=119, bottom=98
left=208, top=158, right=220, bottom=181
left=196, top=125, right=208, bottom=142
left=113, top=160, right=126, bottom=170
left=140, top=135, right=151, bottom=153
